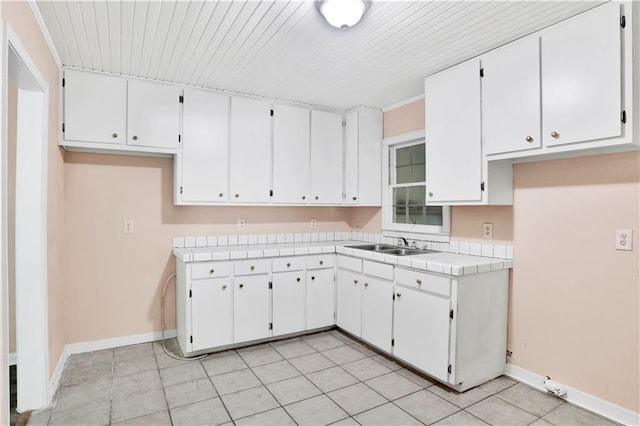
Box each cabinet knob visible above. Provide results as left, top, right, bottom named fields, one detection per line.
left=111, top=133, right=118, bottom=138
left=396, top=292, right=401, bottom=297
left=286, top=262, right=291, bottom=267
left=353, top=279, right=358, bottom=284
left=319, top=260, right=324, bottom=266
left=311, top=276, right=315, bottom=281
left=315, top=196, right=319, bottom=200
left=525, top=136, right=533, bottom=143
left=209, top=269, right=215, bottom=274
left=296, top=277, right=301, bottom=282
left=219, top=193, right=223, bottom=197
left=428, top=192, right=433, bottom=197
left=416, top=279, right=422, bottom=285
left=235, top=194, right=239, bottom=198
left=551, top=131, right=559, bottom=138
left=250, top=266, right=255, bottom=271
left=352, top=196, right=357, bottom=201
left=364, top=283, right=369, bottom=288
left=302, top=195, right=306, bottom=200
left=132, top=135, right=138, bottom=141
left=239, top=284, right=244, bottom=289
left=222, top=285, right=227, bottom=290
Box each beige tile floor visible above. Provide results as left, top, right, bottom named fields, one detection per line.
left=26, top=330, right=617, bottom=426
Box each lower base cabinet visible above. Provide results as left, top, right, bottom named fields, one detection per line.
left=361, top=276, right=394, bottom=353
left=336, top=269, right=362, bottom=335
left=233, top=275, right=272, bottom=343
left=272, top=271, right=305, bottom=336
left=190, top=277, right=233, bottom=351
left=306, top=268, right=335, bottom=329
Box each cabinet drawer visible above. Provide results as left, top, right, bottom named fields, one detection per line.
left=337, top=255, right=362, bottom=273
left=191, top=261, right=232, bottom=280
left=272, top=256, right=305, bottom=272
left=306, top=254, right=335, bottom=270
left=395, top=268, right=450, bottom=297
left=234, top=259, right=270, bottom=276
left=363, top=260, right=393, bottom=281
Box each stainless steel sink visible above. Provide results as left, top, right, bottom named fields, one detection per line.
left=346, top=244, right=439, bottom=256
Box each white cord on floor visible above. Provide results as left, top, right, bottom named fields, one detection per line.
left=161, top=272, right=206, bottom=361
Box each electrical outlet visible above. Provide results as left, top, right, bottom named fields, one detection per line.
left=616, top=229, right=633, bottom=251
left=123, top=220, right=134, bottom=234
left=237, top=219, right=246, bottom=231
left=310, top=218, right=317, bottom=229
left=483, top=222, right=493, bottom=239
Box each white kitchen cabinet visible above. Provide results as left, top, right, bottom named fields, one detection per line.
left=542, top=3, right=622, bottom=147
left=310, top=110, right=343, bottom=204
left=306, top=268, right=335, bottom=330
left=425, top=60, right=483, bottom=204
left=233, top=274, right=272, bottom=343
left=63, top=69, right=126, bottom=145
left=344, top=107, right=383, bottom=206
left=361, top=276, right=393, bottom=352
left=272, top=271, right=306, bottom=336
left=336, top=269, right=362, bottom=336
left=482, top=37, right=541, bottom=155
left=229, top=97, right=272, bottom=203
left=176, top=89, right=229, bottom=204
left=190, top=278, right=233, bottom=351
left=127, top=79, right=181, bottom=150
left=272, top=104, right=310, bottom=203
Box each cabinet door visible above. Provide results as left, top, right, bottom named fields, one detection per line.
left=180, top=89, right=229, bottom=203
left=361, top=277, right=393, bottom=353
left=357, top=108, right=382, bottom=206
left=344, top=109, right=359, bottom=205
left=233, top=275, right=271, bottom=343
left=272, top=271, right=305, bottom=336
left=272, top=104, right=310, bottom=203
left=306, top=269, right=335, bottom=330
left=190, top=278, right=233, bottom=351
left=63, top=69, right=126, bottom=145
left=393, top=287, right=451, bottom=382
left=542, top=3, right=622, bottom=146
left=336, top=269, right=361, bottom=336
left=310, top=110, right=343, bottom=204
left=229, top=97, right=272, bottom=203
left=127, top=80, right=181, bottom=150
left=482, top=37, right=541, bottom=155
left=425, top=60, right=482, bottom=203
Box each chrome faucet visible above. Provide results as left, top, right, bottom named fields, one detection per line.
left=398, top=237, right=408, bottom=247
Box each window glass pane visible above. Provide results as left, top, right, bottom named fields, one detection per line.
left=393, top=187, right=406, bottom=205
left=425, top=206, right=444, bottom=226
left=408, top=207, right=426, bottom=225
left=395, top=147, right=412, bottom=167
left=407, top=186, right=425, bottom=205
left=395, top=144, right=425, bottom=184
left=394, top=206, right=407, bottom=223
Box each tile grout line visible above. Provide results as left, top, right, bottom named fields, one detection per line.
left=153, top=348, right=177, bottom=426
left=201, top=353, right=240, bottom=425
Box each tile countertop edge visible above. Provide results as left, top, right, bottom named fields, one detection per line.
left=173, top=241, right=512, bottom=277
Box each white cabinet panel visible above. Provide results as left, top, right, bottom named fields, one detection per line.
left=273, top=104, right=310, bottom=203
left=310, top=110, right=343, bottom=204
left=179, top=89, right=229, bottom=203
left=63, top=69, right=126, bottom=145
left=306, top=269, right=335, bottom=330
left=344, top=109, right=359, bottom=205
left=272, top=271, right=306, bottom=336
left=393, top=286, right=450, bottom=382
left=542, top=3, right=622, bottom=146
left=233, top=275, right=271, bottom=343
left=127, top=79, right=181, bottom=150
left=336, top=269, right=361, bottom=336
left=356, top=107, right=383, bottom=206
left=229, top=97, right=272, bottom=203
left=190, top=278, right=233, bottom=351
left=482, top=37, right=541, bottom=155
left=361, top=277, right=393, bottom=352
left=425, top=60, right=482, bottom=203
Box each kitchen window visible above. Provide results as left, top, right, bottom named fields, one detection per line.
left=382, top=133, right=450, bottom=237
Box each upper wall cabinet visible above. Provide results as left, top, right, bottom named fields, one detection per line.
left=175, top=89, right=229, bottom=205
left=229, top=97, right=272, bottom=204
left=272, top=104, right=310, bottom=204
left=127, top=80, right=181, bottom=150
left=345, top=107, right=383, bottom=206
left=310, top=110, right=344, bottom=204
left=63, top=69, right=127, bottom=146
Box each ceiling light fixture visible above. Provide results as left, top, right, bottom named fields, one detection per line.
left=317, top=0, right=370, bottom=30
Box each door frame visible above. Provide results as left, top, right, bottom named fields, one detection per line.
left=1, top=21, right=50, bottom=422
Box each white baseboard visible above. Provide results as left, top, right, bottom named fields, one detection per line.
left=505, top=364, right=640, bottom=426
left=9, top=352, right=16, bottom=366
left=47, top=329, right=177, bottom=406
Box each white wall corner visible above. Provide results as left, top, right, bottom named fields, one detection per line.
left=48, top=345, right=69, bottom=406
left=27, top=1, right=62, bottom=68
left=505, top=364, right=640, bottom=426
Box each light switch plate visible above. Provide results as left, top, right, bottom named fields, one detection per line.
left=616, top=229, right=632, bottom=251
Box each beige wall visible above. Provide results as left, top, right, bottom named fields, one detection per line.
left=1, top=1, right=66, bottom=377
left=384, top=99, right=639, bottom=412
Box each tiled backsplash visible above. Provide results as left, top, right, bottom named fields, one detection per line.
left=173, top=232, right=513, bottom=260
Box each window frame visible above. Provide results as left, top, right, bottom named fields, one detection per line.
left=382, top=130, right=451, bottom=239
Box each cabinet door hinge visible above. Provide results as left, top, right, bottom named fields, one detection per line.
left=178, top=134, right=181, bottom=142
left=620, top=15, right=626, bottom=28
left=621, top=110, right=627, bottom=124
left=480, top=181, right=485, bottom=191
left=268, top=322, right=273, bottom=330
left=62, top=123, right=65, bottom=133
left=270, top=109, right=274, bottom=117
left=392, top=293, right=395, bottom=301
left=449, top=309, right=454, bottom=319
left=391, top=339, right=395, bottom=347
left=62, top=78, right=65, bottom=88
left=480, top=68, right=484, bottom=78
left=180, top=186, right=183, bottom=194
left=179, top=95, right=184, bottom=104
left=269, top=189, right=273, bottom=197
left=506, top=349, right=513, bottom=358
left=189, top=289, right=192, bottom=298
left=268, top=281, right=273, bottom=289
left=190, top=335, right=193, bottom=344
left=447, top=364, right=452, bottom=374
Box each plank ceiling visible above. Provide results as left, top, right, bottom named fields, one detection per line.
left=35, top=0, right=603, bottom=110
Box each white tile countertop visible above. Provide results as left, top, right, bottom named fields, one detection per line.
left=173, top=239, right=513, bottom=277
